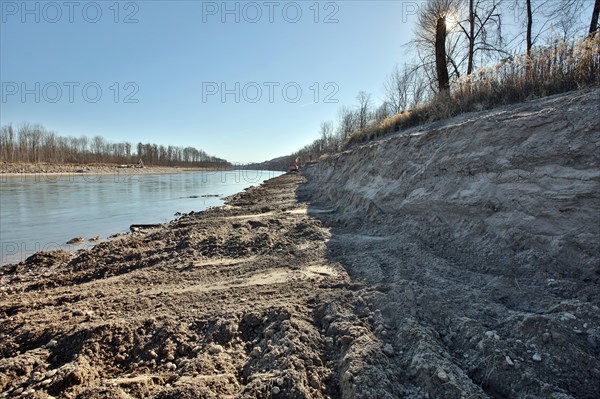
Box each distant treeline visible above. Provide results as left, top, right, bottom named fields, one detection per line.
left=0, top=123, right=227, bottom=167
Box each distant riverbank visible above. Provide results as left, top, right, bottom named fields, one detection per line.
left=0, top=162, right=228, bottom=177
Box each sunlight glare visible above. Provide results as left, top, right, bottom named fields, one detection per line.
left=445, top=13, right=458, bottom=30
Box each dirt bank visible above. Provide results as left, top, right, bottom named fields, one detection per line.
left=301, top=88, right=600, bottom=398
left=1, top=89, right=599, bottom=399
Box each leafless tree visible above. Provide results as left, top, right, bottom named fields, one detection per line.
left=0, top=124, right=15, bottom=163
left=0, top=123, right=226, bottom=167
left=513, top=0, right=591, bottom=54
left=384, top=64, right=415, bottom=113
left=591, top=0, right=600, bottom=35
left=356, top=91, right=372, bottom=130
left=411, top=71, right=429, bottom=106
left=319, top=121, right=336, bottom=153
left=373, top=102, right=392, bottom=124
left=92, top=136, right=105, bottom=162
left=458, top=0, right=505, bottom=75
left=337, top=106, right=358, bottom=141
left=416, top=0, right=460, bottom=93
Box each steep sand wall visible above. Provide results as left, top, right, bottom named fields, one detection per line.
left=304, top=89, right=600, bottom=278
left=301, top=88, right=600, bottom=398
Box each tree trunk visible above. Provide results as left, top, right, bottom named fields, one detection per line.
left=526, top=0, right=533, bottom=55
left=590, top=0, right=600, bottom=35
left=435, top=16, right=451, bottom=93
left=467, top=0, right=475, bottom=75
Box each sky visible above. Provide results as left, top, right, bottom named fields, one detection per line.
left=0, top=0, right=595, bottom=163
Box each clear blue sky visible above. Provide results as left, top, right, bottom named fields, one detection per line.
left=0, top=1, right=594, bottom=163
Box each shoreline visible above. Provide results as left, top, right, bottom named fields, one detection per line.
left=0, top=172, right=355, bottom=398
left=1, top=170, right=283, bottom=266
left=0, top=163, right=227, bottom=178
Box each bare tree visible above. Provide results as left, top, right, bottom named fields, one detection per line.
left=30, top=124, right=42, bottom=163
left=590, top=0, right=599, bottom=35
left=0, top=124, right=15, bottom=163
left=526, top=0, right=533, bottom=54
left=384, top=64, right=415, bottom=113
left=411, top=72, right=429, bottom=106
left=416, top=0, right=459, bottom=93
left=18, top=123, right=30, bottom=163
left=510, top=0, right=550, bottom=55
left=0, top=122, right=227, bottom=167
left=356, top=91, right=372, bottom=130
left=373, top=102, right=392, bottom=123
left=337, top=106, right=358, bottom=141
left=437, top=10, right=451, bottom=91
left=319, top=121, right=336, bottom=153
left=513, top=0, right=590, bottom=54
left=92, top=136, right=105, bottom=162
left=458, top=0, right=505, bottom=74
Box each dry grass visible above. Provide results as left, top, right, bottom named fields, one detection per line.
left=347, top=34, right=600, bottom=147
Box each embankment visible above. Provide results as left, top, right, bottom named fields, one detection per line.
left=300, top=88, right=600, bottom=397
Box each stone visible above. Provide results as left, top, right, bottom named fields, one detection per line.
left=309, top=375, right=320, bottom=389
left=383, top=344, right=394, bottom=356
left=532, top=353, right=542, bottom=362
left=272, top=386, right=281, bottom=395
left=45, top=369, right=57, bottom=378
left=177, top=344, right=190, bottom=355
left=561, top=312, right=576, bottom=321
left=166, top=362, right=176, bottom=370
left=208, top=344, right=223, bottom=355
left=542, top=332, right=551, bottom=343
left=67, top=237, right=85, bottom=245
left=437, top=369, right=449, bottom=383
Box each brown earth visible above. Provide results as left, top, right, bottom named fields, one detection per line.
left=0, top=173, right=377, bottom=399
left=1, top=89, right=599, bottom=399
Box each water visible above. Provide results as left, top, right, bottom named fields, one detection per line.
left=0, top=169, right=283, bottom=265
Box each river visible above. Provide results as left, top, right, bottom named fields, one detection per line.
left=0, top=169, right=283, bottom=265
